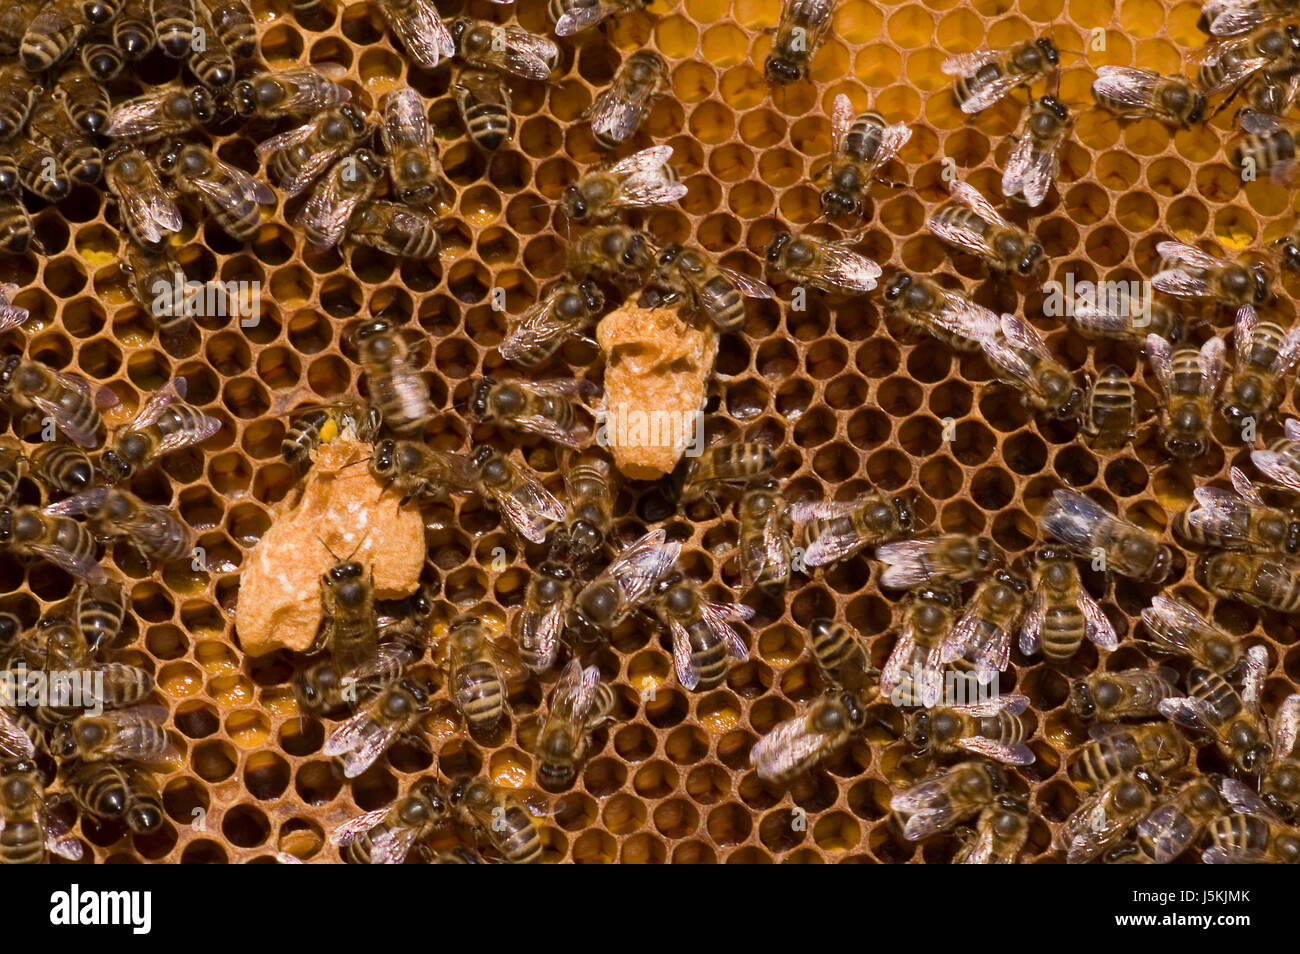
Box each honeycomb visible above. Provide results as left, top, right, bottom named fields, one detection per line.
left=4, top=0, right=1300, bottom=864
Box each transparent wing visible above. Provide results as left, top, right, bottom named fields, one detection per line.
left=186, top=159, right=276, bottom=210
left=93, top=705, right=174, bottom=761
left=1158, top=695, right=1218, bottom=733
left=1199, top=335, right=1227, bottom=388
left=930, top=289, right=1001, bottom=342
left=603, top=530, right=681, bottom=603
left=876, top=538, right=940, bottom=589
left=750, top=712, right=831, bottom=782
left=1018, top=585, right=1047, bottom=655
left=294, top=165, right=370, bottom=250
left=255, top=123, right=316, bottom=162
left=1080, top=588, right=1118, bottom=650
left=1157, top=239, right=1232, bottom=272
left=368, top=824, right=421, bottom=864
left=382, top=87, right=430, bottom=153
left=948, top=179, right=1009, bottom=228
left=555, top=0, right=616, bottom=36
left=718, top=266, right=775, bottom=299
left=956, top=736, right=1035, bottom=766
left=383, top=0, right=455, bottom=68
left=1191, top=38, right=1269, bottom=93
left=670, top=619, right=698, bottom=690
left=1092, top=66, right=1161, bottom=110
left=830, top=93, right=854, bottom=158
left=1001, top=105, right=1036, bottom=199
left=0, top=283, right=27, bottom=333
left=330, top=805, right=392, bottom=845
left=104, top=92, right=183, bottom=138
left=324, top=708, right=405, bottom=778
left=699, top=599, right=753, bottom=660
left=0, top=709, right=36, bottom=759
left=520, top=602, right=565, bottom=672
left=29, top=381, right=101, bottom=448
left=1140, top=593, right=1216, bottom=653
left=1251, top=448, right=1300, bottom=493
left=1135, top=803, right=1195, bottom=864
left=25, top=518, right=107, bottom=583
left=488, top=460, right=568, bottom=543
left=502, top=30, right=560, bottom=80
left=1274, top=693, right=1300, bottom=761
left=806, top=238, right=882, bottom=292
left=872, top=121, right=912, bottom=168
left=587, top=91, right=643, bottom=145
left=499, top=289, right=573, bottom=362
left=115, top=175, right=182, bottom=245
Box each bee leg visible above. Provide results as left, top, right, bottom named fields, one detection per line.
left=872, top=175, right=908, bottom=190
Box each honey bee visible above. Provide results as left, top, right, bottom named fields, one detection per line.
left=372, top=0, right=454, bottom=69
left=1019, top=546, right=1118, bottom=663
left=568, top=224, right=657, bottom=288
left=809, top=617, right=877, bottom=697
left=293, top=643, right=414, bottom=717
left=354, top=318, right=435, bottom=435
left=313, top=553, right=377, bottom=672
left=1222, top=305, right=1300, bottom=431
left=551, top=0, right=648, bottom=35
left=681, top=443, right=774, bottom=506
left=572, top=529, right=681, bottom=634
left=50, top=705, right=173, bottom=763
left=380, top=87, right=444, bottom=209
left=468, top=376, right=593, bottom=449
left=1251, top=415, right=1300, bottom=492
left=940, top=570, right=1028, bottom=682
left=1115, top=775, right=1228, bottom=864
left=765, top=231, right=882, bottom=294
left=369, top=438, right=466, bottom=504
left=750, top=691, right=867, bottom=783
left=641, top=243, right=775, bottom=333
left=103, top=143, right=183, bottom=248
left=104, top=85, right=217, bottom=144
left=1196, top=549, right=1300, bottom=613
left=121, top=241, right=193, bottom=342
left=6, top=138, right=71, bottom=203
left=282, top=401, right=380, bottom=471
left=953, top=796, right=1030, bottom=864
left=57, top=64, right=111, bottom=138
left=256, top=103, right=374, bottom=198
left=0, top=64, right=40, bottom=145
left=1060, top=767, right=1163, bottom=864
left=1153, top=240, right=1271, bottom=307
left=158, top=141, right=275, bottom=243
left=943, top=38, right=1059, bottom=114
left=536, top=659, right=616, bottom=787
left=323, top=675, right=431, bottom=778
left=1068, top=722, right=1190, bottom=791
left=0, top=760, right=83, bottom=864
left=738, top=482, right=791, bottom=590
left=204, top=0, right=255, bottom=57
left=1140, top=593, right=1254, bottom=678
left=890, top=759, right=1006, bottom=841
left=880, top=579, right=960, bottom=704
left=764, top=0, right=833, bottom=84
left=75, top=580, right=127, bottom=653
left=906, top=694, right=1035, bottom=766
left=453, top=68, right=512, bottom=151
left=514, top=559, right=576, bottom=675
left=99, top=379, right=221, bottom=484
left=436, top=614, right=519, bottom=734
left=1042, top=488, right=1175, bottom=582
left=652, top=575, right=753, bottom=691
left=875, top=534, right=999, bottom=590
left=28, top=443, right=92, bottom=496
left=450, top=777, right=543, bottom=864
left=65, top=758, right=164, bottom=834
left=561, top=458, right=613, bottom=565
left=152, top=0, right=196, bottom=57
left=450, top=17, right=558, bottom=80
left=1264, top=693, right=1300, bottom=819
left=0, top=0, right=41, bottom=56
left=1179, top=465, right=1300, bottom=553
left=46, top=486, right=192, bottom=562
left=188, top=4, right=235, bottom=88
left=979, top=312, right=1084, bottom=418
left=1233, top=109, right=1300, bottom=184
left=791, top=492, right=915, bottom=569
left=561, top=145, right=685, bottom=225
left=928, top=179, right=1045, bottom=276
left=20, top=0, right=87, bottom=72
left=0, top=359, right=104, bottom=450
left=1071, top=292, right=1184, bottom=347
left=231, top=68, right=350, bottom=120
left=585, top=50, right=668, bottom=149
left=113, top=0, right=155, bottom=58
left=1081, top=364, right=1137, bottom=451
left=464, top=445, right=568, bottom=545
left=1200, top=0, right=1299, bottom=35
left=331, top=777, right=449, bottom=864
left=1193, top=21, right=1300, bottom=94
left=1204, top=777, right=1300, bottom=862
left=1160, top=645, right=1272, bottom=777
left=879, top=273, right=1001, bottom=352
left=1069, top=669, right=1178, bottom=722
left=499, top=282, right=605, bottom=368
left=345, top=201, right=444, bottom=259
left=818, top=92, right=911, bottom=219
left=1092, top=66, right=1207, bottom=126
left=1002, top=95, right=1072, bottom=208
left=295, top=150, right=383, bottom=250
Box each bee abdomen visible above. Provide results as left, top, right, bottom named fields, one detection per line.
left=1040, top=605, right=1086, bottom=660
left=456, top=662, right=506, bottom=729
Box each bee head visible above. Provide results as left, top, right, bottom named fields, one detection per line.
left=1068, top=680, right=1096, bottom=719
left=98, top=451, right=131, bottom=485
left=1037, top=38, right=1060, bottom=67
left=905, top=710, right=930, bottom=749
left=577, top=280, right=605, bottom=313
left=560, top=184, right=587, bottom=221
left=1039, top=95, right=1069, bottom=120
left=765, top=232, right=792, bottom=265
left=1251, top=264, right=1270, bottom=303
left=820, top=188, right=859, bottom=218
left=1018, top=243, right=1044, bottom=275
left=370, top=438, right=396, bottom=479
left=467, top=377, right=495, bottom=419
left=882, top=272, right=912, bottom=302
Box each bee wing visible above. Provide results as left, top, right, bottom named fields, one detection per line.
left=612, top=169, right=688, bottom=212
left=368, top=824, right=421, bottom=865
left=488, top=464, right=567, bottom=543
left=929, top=205, right=1000, bottom=260
left=1015, top=135, right=1061, bottom=208
left=499, top=290, right=575, bottom=362
left=873, top=121, right=912, bottom=168
left=717, top=266, right=775, bottom=299
left=1251, top=448, right=1300, bottom=493
left=104, top=93, right=176, bottom=138
left=1001, top=114, right=1037, bottom=200
left=669, top=619, right=699, bottom=690
left=1202, top=841, right=1272, bottom=864
left=955, top=736, right=1036, bottom=766
left=1079, top=588, right=1118, bottom=650
left=1188, top=488, right=1254, bottom=543
left=116, top=176, right=183, bottom=245
left=43, top=486, right=109, bottom=518
left=1043, top=488, right=1119, bottom=552
left=186, top=160, right=276, bottom=210
left=0, top=709, right=36, bottom=759
left=1191, top=38, right=1269, bottom=93
left=324, top=708, right=404, bottom=778
left=1072, top=285, right=1141, bottom=336
left=1203, top=0, right=1269, bottom=36
left=1229, top=465, right=1263, bottom=504
left=949, top=73, right=1020, bottom=114
left=329, top=806, right=392, bottom=846
left=384, top=0, right=455, bottom=68
left=1144, top=334, right=1175, bottom=396
left=1135, top=804, right=1193, bottom=864
left=956, top=816, right=997, bottom=864
left=951, top=693, right=1030, bottom=717
left=978, top=320, right=1039, bottom=390
left=875, top=539, right=938, bottom=589
left=25, top=526, right=107, bottom=584
left=1064, top=790, right=1133, bottom=864
left=279, top=145, right=351, bottom=200
left=554, top=0, right=615, bottom=36
left=1242, top=644, right=1268, bottom=710
left=1140, top=594, right=1212, bottom=653
left=1273, top=693, right=1300, bottom=761
left=587, top=90, right=644, bottom=147
left=28, top=387, right=101, bottom=449
left=940, top=49, right=1000, bottom=76
left=552, top=658, right=598, bottom=712
left=880, top=628, right=915, bottom=693
left=0, top=285, right=27, bottom=333
left=1156, top=239, right=1232, bottom=272
left=948, top=179, right=1010, bottom=228
left=830, top=93, right=854, bottom=158
left=1092, top=66, right=1161, bottom=109
left=807, top=239, right=882, bottom=292
left=998, top=312, right=1053, bottom=362
left=295, top=171, right=365, bottom=250
left=1239, top=107, right=1284, bottom=137
left=929, top=289, right=1001, bottom=342
left=1199, top=335, right=1227, bottom=388
left=96, top=705, right=174, bottom=761
left=1018, top=585, right=1047, bottom=655
left=520, top=602, right=565, bottom=672
left=605, top=530, right=680, bottom=602
left=255, top=123, right=316, bottom=162
left=1158, top=695, right=1218, bottom=733
left=1286, top=417, right=1300, bottom=443
left=750, top=711, right=834, bottom=782
left=502, top=30, right=560, bottom=80
left=382, top=87, right=430, bottom=152
left=605, top=144, right=676, bottom=179
left=699, top=599, right=753, bottom=660
left=43, top=815, right=84, bottom=861
left=1219, top=777, right=1273, bottom=815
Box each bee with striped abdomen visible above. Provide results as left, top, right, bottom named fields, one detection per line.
left=943, top=38, right=1059, bottom=114
left=1019, top=546, right=1118, bottom=663
left=818, top=92, right=911, bottom=218
left=929, top=179, right=1044, bottom=275
left=1092, top=66, right=1207, bottom=126
left=1081, top=364, right=1137, bottom=451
